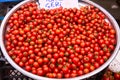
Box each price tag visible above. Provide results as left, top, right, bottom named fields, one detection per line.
left=38, top=0, right=79, bottom=9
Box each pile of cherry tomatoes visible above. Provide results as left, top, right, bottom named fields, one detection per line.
left=102, top=69, right=120, bottom=80
left=5, top=1, right=116, bottom=78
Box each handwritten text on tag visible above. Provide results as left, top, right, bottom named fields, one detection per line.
left=38, top=0, right=79, bottom=9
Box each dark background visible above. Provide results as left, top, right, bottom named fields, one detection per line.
left=92, top=0, right=120, bottom=20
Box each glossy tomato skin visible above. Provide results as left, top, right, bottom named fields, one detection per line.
left=5, top=2, right=116, bottom=79
left=102, top=69, right=120, bottom=80
left=114, top=73, right=120, bottom=79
